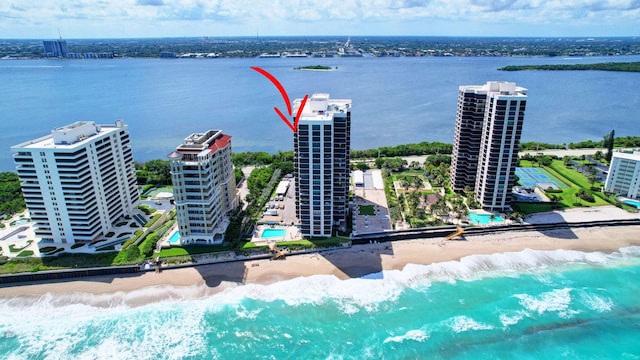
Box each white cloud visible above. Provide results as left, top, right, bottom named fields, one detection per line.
left=0, top=0, right=638, bottom=37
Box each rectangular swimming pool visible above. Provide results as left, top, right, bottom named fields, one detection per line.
left=469, top=212, right=504, bottom=225
left=261, top=228, right=286, bottom=238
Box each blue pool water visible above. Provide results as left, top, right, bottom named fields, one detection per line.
left=469, top=212, right=504, bottom=225
left=261, top=228, right=286, bottom=238
left=623, top=199, right=640, bottom=208
left=168, top=231, right=180, bottom=244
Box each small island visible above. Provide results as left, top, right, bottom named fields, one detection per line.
left=498, top=61, right=640, bottom=72
left=294, top=65, right=335, bottom=71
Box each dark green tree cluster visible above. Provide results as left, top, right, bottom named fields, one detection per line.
left=499, top=62, right=640, bottom=73
left=136, top=160, right=171, bottom=185
left=424, top=155, right=451, bottom=187
left=520, top=142, right=566, bottom=151
left=352, top=141, right=452, bottom=159
left=246, top=166, right=276, bottom=204
left=232, top=152, right=273, bottom=166
left=0, top=172, right=25, bottom=217
left=614, top=136, right=640, bottom=148
left=424, top=154, right=451, bottom=168
left=233, top=151, right=294, bottom=174
left=375, top=158, right=407, bottom=172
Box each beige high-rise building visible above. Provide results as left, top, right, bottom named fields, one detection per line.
left=168, top=130, right=238, bottom=245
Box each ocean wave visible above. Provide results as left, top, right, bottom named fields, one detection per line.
left=445, top=315, right=494, bottom=333
left=1, top=246, right=638, bottom=315
left=514, top=288, right=573, bottom=315
left=383, top=329, right=429, bottom=343
left=580, top=292, right=614, bottom=313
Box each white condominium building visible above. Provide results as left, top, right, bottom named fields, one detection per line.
left=11, top=120, right=138, bottom=245
left=605, top=151, right=640, bottom=199
left=168, top=130, right=238, bottom=245
left=294, top=93, right=351, bottom=238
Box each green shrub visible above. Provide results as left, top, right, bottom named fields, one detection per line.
left=577, top=189, right=595, bottom=203
left=106, top=232, right=115, bottom=237
left=0, top=256, right=8, bottom=265
left=70, top=243, right=85, bottom=249
left=137, top=205, right=156, bottom=215
left=39, top=246, right=57, bottom=253
left=17, top=250, right=34, bottom=257
left=144, top=214, right=162, bottom=227
left=139, top=233, right=160, bottom=257
left=113, top=246, right=142, bottom=265
left=122, top=230, right=145, bottom=249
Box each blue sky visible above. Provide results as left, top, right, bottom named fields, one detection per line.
left=1, top=0, right=639, bottom=38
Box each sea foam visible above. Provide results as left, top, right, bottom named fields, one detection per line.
left=1, top=246, right=638, bottom=315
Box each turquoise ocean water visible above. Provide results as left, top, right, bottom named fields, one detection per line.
left=1, top=247, right=639, bottom=359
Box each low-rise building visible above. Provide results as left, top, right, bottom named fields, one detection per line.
left=605, top=151, right=640, bottom=199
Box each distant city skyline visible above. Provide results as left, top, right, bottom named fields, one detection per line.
left=2, top=1, right=639, bottom=39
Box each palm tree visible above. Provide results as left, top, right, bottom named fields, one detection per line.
left=412, top=176, right=424, bottom=190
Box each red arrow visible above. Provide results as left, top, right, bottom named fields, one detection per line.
left=251, top=66, right=308, bottom=132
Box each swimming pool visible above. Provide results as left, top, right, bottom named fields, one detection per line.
left=261, top=228, right=286, bottom=238
left=168, top=231, right=181, bottom=245
left=623, top=199, right=640, bottom=208
left=468, top=212, right=504, bottom=225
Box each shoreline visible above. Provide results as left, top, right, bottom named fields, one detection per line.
left=1, top=224, right=639, bottom=304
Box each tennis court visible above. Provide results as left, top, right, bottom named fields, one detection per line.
left=515, top=167, right=567, bottom=190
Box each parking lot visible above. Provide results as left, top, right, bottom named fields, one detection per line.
left=259, top=177, right=298, bottom=225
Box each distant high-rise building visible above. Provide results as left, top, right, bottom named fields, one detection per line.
left=11, top=120, right=138, bottom=245
left=450, top=81, right=527, bottom=211
left=605, top=151, right=640, bottom=200
left=294, top=93, right=351, bottom=237
left=168, top=130, right=238, bottom=245
left=43, top=39, right=68, bottom=57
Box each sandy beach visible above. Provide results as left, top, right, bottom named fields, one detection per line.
left=1, top=223, right=639, bottom=303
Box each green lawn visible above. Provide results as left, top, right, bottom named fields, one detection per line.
left=358, top=205, right=376, bottom=216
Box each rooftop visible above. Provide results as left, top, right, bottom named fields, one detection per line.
left=294, top=93, right=351, bottom=121
left=461, top=81, right=527, bottom=97
left=11, top=120, right=127, bottom=151
left=172, top=130, right=232, bottom=157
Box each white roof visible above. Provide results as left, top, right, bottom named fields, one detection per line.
left=353, top=170, right=364, bottom=185
left=276, top=180, right=290, bottom=195
left=371, top=170, right=384, bottom=189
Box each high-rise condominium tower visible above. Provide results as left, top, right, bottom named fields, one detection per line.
left=168, top=130, right=238, bottom=245
left=450, top=81, right=527, bottom=211
left=11, top=120, right=138, bottom=244
left=294, top=94, right=351, bottom=237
